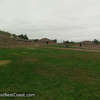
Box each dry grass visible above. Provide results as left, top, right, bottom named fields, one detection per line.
left=67, top=68, right=99, bottom=85
left=0, top=60, right=11, bottom=66
left=21, top=57, right=38, bottom=64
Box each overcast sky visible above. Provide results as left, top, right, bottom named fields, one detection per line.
left=0, top=0, right=100, bottom=41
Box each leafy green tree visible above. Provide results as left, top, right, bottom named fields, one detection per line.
left=18, top=34, right=28, bottom=40
left=93, top=39, right=99, bottom=44
left=53, top=39, right=57, bottom=43
left=63, top=40, right=69, bottom=44
left=24, top=34, right=28, bottom=40
left=34, top=39, right=39, bottom=42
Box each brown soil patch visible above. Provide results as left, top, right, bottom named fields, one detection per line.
left=0, top=60, right=11, bottom=66
left=67, top=69, right=98, bottom=85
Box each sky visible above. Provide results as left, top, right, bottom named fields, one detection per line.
left=0, top=0, right=100, bottom=42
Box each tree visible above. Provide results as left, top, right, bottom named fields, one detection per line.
left=93, top=39, right=99, bottom=44
left=33, top=39, right=39, bottom=42
left=18, top=34, right=28, bottom=40
left=70, top=41, right=75, bottom=44
left=11, top=34, right=17, bottom=38
left=24, top=34, right=28, bottom=40
left=53, top=39, right=57, bottom=43
left=18, top=34, right=24, bottom=39
left=63, top=40, right=69, bottom=44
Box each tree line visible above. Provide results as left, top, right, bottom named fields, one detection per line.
left=63, top=39, right=100, bottom=45
left=12, top=34, right=29, bottom=40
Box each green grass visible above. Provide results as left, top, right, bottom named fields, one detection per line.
left=0, top=48, right=100, bottom=100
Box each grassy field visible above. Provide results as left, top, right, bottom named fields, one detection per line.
left=0, top=47, right=100, bottom=100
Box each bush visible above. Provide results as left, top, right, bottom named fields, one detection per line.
left=93, top=39, right=99, bottom=44
left=18, top=34, right=28, bottom=40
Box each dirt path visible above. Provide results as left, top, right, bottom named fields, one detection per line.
left=45, top=47, right=100, bottom=53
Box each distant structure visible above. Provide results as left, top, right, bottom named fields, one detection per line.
left=80, top=43, right=82, bottom=47
left=39, top=38, right=57, bottom=44
left=82, top=41, right=92, bottom=45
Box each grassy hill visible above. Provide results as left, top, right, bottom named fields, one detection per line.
left=0, top=30, right=11, bottom=40
left=0, top=31, right=12, bottom=46
left=0, top=30, right=34, bottom=48
left=0, top=30, right=10, bottom=35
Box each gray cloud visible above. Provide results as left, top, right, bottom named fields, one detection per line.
left=0, top=0, right=100, bottom=41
